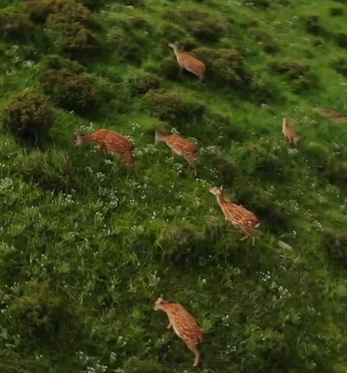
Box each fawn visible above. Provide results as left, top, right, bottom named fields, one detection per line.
left=168, top=42, right=206, bottom=83
left=155, top=130, right=199, bottom=176
left=210, top=186, right=260, bottom=246
left=282, top=118, right=299, bottom=149
left=73, top=129, right=137, bottom=171
left=154, top=297, right=203, bottom=367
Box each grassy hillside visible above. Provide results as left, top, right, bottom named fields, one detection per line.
left=1, top=0, right=347, bottom=372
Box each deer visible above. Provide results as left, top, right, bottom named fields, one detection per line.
left=209, top=186, right=260, bottom=246
left=155, top=130, right=199, bottom=176
left=282, top=118, right=299, bottom=149
left=168, top=42, right=206, bottom=83
left=73, top=129, right=137, bottom=172
left=154, top=297, right=203, bottom=367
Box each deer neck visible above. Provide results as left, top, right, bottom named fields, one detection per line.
left=172, top=46, right=181, bottom=58
left=81, top=134, right=95, bottom=144
left=216, top=193, right=226, bottom=207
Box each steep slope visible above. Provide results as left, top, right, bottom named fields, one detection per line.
left=1, top=0, right=347, bottom=372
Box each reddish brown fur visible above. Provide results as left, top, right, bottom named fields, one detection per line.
left=156, top=132, right=199, bottom=176
left=210, top=186, right=259, bottom=245
left=75, top=129, right=136, bottom=168
left=282, top=118, right=299, bottom=149
left=169, top=42, right=206, bottom=82
left=154, top=298, right=203, bottom=366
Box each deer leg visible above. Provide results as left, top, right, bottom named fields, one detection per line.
left=293, top=136, right=300, bottom=150
left=120, top=152, right=138, bottom=174
left=179, top=66, right=183, bottom=75
left=184, top=155, right=197, bottom=176
left=186, top=341, right=201, bottom=367
left=100, top=144, right=108, bottom=156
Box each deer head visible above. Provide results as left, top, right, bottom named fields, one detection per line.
left=209, top=185, right=223, bottom=196
left=73, top=133, right=86, bottom=147
left=154, top=297, right=169, bottom=311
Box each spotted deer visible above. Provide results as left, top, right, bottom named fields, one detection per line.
left=155, top=131, right=199, bottom=176
left=168, top=42, right=206, bottom=83
left=209, top=186, right=260, bottom=246
left=282, top=118, right=299, bottom=149
left=73, top=129, right=137, bottom=171
left=154, top=297, right=203, bottom=367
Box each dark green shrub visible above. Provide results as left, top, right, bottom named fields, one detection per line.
left=335, top=32, right=347, bottom=49
left=18, top=149, right=79, bottom=193
left=193, top=47, right=248, bottom=87
left=127, top=70, right=160, bottom=95
left=42, top=54, right=85, bottom=74
left=323, top=232, right=347, bottom=270
left=245, top=0, right=270, bottom=8
left=0, top=8, right=35, bottom=42
left=331, top=56, right=347, bottom=77
left=40, top=69, right=102, bottom=115
left=304, top=15, right=324, bottom=35
left=113, top=0, right=144, bottom=7
left=250, top=74, right=276, bottom=102
left=270, top=59, right=318, bottom=92
left=158, top=22, right=187, bottom=45
left=26, top=0, right=93, bottom=26
left=237, top=186, right=290, bottom=233
left=160, top=57, right=182, bottom=81
left=330, top=6, right=344, bottom=16
left=143, top=90, right=205, bottom=122
left=62, top=28, right=101, bottom=59
left=166, top=9, right=230, bottom=43
left=129, top=15, right=152, bottom=31
left=123, top=357, right=170, bottom=373
left=2, top=91, right=54, bottom=141
left=249, top=28, right=280, bottom=54
left=106, top=29, right=143, bottom=64
left=9, top=281, right=76, bottom=345
left=155, top=224, right=202, bottom=263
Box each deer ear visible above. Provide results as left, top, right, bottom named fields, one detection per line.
left=220, top=185, right=224, bottom=190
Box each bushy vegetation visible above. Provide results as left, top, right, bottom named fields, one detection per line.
left=0, top=8, right=35, bottom=42
left=1, top=0, right=347, bottom=372
left=2, top=90, right=54, bottom=141
left=40, top=67, right=103, bottom=115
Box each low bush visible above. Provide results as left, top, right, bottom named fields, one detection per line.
left=2, top=90, right=54, bottom=142
left=245, top=0, right=270, bottom=8
left=42, top=54, right=85, bottom=74
left=322, top=232, right=347, bottom=270
left=331, top=56, right=347, bottom=77
left=304, top=15, right=324, bottom=35
left=237, top=185, right=290, bottom=233
left=157, top=22, right=188, bottom=45
left=160, top=57, right=182, bottom=81
left=106, top=29, right=143, bottom=64
left=18, top=149, right=79, bottom=193
left=127, top=70, right=160, bottom=95
left=9, top=281, right=76, bottom=345
left=143, top=90, right=205, bottom=122
left=129, top=15, right=152, bottom=31
left=155, top=223, right=202, bottom=263
left=62, top=28, right=101, bottom=59
left=249, top=28, right=280, bottom=54
left=0, top=8, right=35, bottom=42
left=40, top=68, right=102, bottom=115
left=193, top=47, right=248, bottom=87
left=270, top=58, right=318, bottom=92
left=329, top=6, right=344, bottom=16
left=335, top=32, right=347, bottom=49
left=165, top=9, right=230, bottom=43
left=25, top=0, right=93, bottom=26
left=123, top=357, right=170, bottom=373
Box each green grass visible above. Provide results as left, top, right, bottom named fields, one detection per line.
left=1, top=0, right=347, bottom=372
